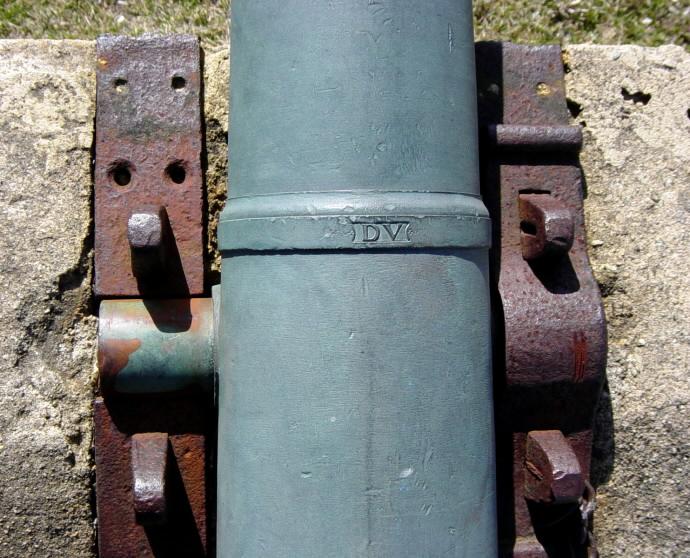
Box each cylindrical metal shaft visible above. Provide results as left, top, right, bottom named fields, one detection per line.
left=98, top=298, right=214, bottom=394
left=217, top=1, right=497, bottom=556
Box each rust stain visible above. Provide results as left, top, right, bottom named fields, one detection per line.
left=573, top=332, right=587, bottom=383
left=98, top=338, right=142, bottom=392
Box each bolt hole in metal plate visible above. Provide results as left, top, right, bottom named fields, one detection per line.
left=109, top=160, right=133, bottom=188
left=94, top=35, right=204, bottom=298
left=166, top=161, right=187, bottom=184
left=114, top=77, right=128, bottom=93
left=172, top=75, right=187, bottom=90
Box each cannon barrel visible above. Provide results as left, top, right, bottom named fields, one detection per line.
left=217, top=1, right=498, bottom=555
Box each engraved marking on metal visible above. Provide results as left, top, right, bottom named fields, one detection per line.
left=352, top=222, right=411, bottom=244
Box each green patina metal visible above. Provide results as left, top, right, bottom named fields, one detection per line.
left=217, top=1, right=498, bottom=556
left=98, top=298, right=214, bottom=395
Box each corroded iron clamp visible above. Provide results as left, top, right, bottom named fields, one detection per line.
left=92, top=31, right=606, bottom=558
left=478, top=42, right=607, bottom=557
left=93, top=35, right=214, bottom=557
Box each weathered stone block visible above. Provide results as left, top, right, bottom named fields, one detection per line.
left=0, top=41, right=97, bottom=557
left=566, top=44, right=690, bottom=557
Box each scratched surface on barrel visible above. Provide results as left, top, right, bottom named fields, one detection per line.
left=218, top=250, right=497, bottom=557
left=228, top=0, right=479, bottom=198
left=219, top=0, right=496, bottom=555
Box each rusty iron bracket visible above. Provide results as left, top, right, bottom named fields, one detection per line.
left=94, top=396, right=211, bottom=557
left=93, top=35, right=213, bottom=558
left=94, top=298, right=214, bottom=557
left=94, top=34, right=204, bottom=299
left=477, top=43, right=607, bottom=558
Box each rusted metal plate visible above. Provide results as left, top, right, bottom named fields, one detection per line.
left=94, top=395, right=212, bottom=557
left=477, top=42, right=607, bottom=557
left=94, top=35, right=204, bottom=298
left=94, top=299, right=214, bottom=556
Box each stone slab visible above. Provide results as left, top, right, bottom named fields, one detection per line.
left=566, top=44, right=689, bottom=557
left=204, top=46, right=230, bottom=281
left=0, top=41, right=97, bottom=557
